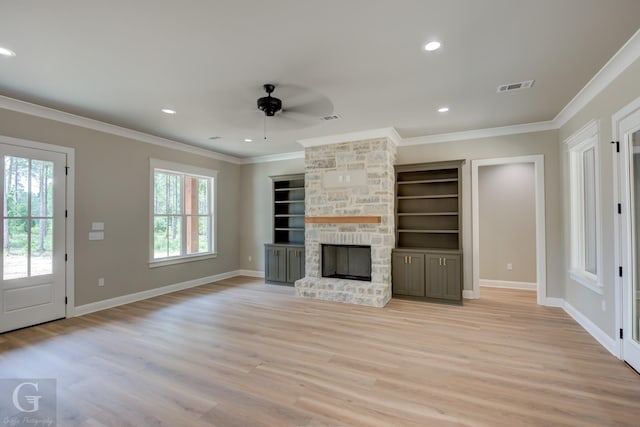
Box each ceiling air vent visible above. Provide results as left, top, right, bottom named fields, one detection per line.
left=497, top=80, right=535, bottom=93
left=320, top=114, right=342, bottom=121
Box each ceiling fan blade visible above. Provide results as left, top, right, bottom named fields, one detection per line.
left=271, top=113, right=316, bottom=130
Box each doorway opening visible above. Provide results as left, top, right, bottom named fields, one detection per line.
left=471, top=155, right=547, bottom=304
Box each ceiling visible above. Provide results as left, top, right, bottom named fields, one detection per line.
left=1, top=1, right=639, bottom=159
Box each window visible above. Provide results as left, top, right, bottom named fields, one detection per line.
left=565, top=120, right=602, bottom=293
left=150, top=159, right=217, bottom=266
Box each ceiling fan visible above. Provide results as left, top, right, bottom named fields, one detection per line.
left=257, top=84, right=282, bottom=117
left=236, top=83, right=334, bottom=139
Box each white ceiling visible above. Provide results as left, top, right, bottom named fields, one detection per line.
left=1, top=0, right=639, bottom=159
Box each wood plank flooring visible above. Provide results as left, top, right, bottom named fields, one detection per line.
left=1, top=276, right=639, bottom=426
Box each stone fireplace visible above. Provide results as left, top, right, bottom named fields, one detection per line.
left=295, top=129, right=398, bottom=307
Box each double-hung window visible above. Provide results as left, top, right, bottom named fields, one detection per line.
left=565, top=120, right=602, bottom=293
left=150, top=159, right=217, bottom=266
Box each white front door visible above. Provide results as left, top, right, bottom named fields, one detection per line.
left=0, top=143, right=66, bottom=333
left=618, top=109, right=640, bottom=372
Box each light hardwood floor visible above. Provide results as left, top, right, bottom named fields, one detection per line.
left=1, top=276, right=639, bottom=426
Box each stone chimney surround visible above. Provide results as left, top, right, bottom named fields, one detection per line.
left=295, top=128, right=400, bottom=307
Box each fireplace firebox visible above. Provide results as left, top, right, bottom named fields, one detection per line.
left=321, top=244, right=372, bottom=282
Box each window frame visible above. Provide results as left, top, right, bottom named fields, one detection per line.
left=149, top=159, right=217, bottom=267
left=565, top=120, right=603, bottom=294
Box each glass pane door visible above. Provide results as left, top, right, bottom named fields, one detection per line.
left=3, top=156, right=54, bottom=280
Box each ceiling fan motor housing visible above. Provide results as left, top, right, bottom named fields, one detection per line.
left=257, top=84, right=282, bottom=116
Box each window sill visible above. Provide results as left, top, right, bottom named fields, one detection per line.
left=149, top=253, right=217, bottom=268
left=569, top=269, right=603, bottom=295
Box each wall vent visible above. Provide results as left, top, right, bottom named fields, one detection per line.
left=320, top=114, right=342, bottom=121
left=497, top=80, right=535, bottom=93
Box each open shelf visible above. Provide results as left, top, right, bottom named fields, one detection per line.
left=395, top=161, right=463, bottom=251
left=272, top=174, right=306, bottom=245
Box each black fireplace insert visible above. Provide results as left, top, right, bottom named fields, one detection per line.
left=321, top=244, right=372, bottom=282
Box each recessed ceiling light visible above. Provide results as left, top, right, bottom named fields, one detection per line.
left=161, top=108, right=176, bottom=115
left=424, top=41, right=441, bottom=52
left=0, top=46, right=16, bottom=57
left=244, top=138, right=253, bottom=143
left=438, top=106, right=449, bottom=113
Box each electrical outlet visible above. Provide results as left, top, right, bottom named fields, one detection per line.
left=601, top=300, right=606, bottom=311
left=98, top=277, right=105, bottom=287
left=248, top=255, right=252, bottom=263
left=507, top=263, right=513, bottom=270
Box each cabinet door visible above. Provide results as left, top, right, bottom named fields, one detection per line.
left=287, top=248, right=305, bottom=283
left=425, top=255, right=444, bottom=298
left=441, top=255, right=461, bottom=300
left=425, top=254, right=461, bottom=301
left=392, top=252, right=425, bottom=296
left=392, top=252, right=410, bottom=295
left=265, top=246, right=287, bottom=283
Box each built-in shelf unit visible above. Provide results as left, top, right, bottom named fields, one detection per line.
left=393, top=161, right=464, bottom=303
left=265, top=174, right=306, bottom=286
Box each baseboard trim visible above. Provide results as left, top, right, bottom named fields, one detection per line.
left=236, top=269, right=265, bottom=278
left=562, top=301, right=619, bottom=358
left=462, top=290, right=477, bottom=299
left=74, top=270, right=241, bottom=316
left=544, top=297, right=564, bottom=308
left=480, top=279, right=536, bottom=291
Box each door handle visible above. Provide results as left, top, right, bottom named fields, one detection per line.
left=443, top=258, right=447, bottom=266
left=439, top=257, right=442, bottom=266
left=409, top=256, right=412, bottom=264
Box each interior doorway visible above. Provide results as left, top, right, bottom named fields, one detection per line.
left=471, top=155, right=547, bottom=304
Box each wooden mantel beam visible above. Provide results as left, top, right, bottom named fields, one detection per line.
left=305, top=216, right=382, bottom=224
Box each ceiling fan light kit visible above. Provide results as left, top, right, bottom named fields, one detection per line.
left=257, top=84, right=283, bottom=116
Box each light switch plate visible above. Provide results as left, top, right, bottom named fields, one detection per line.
left=89, top=231, right=104, bottom=241
left=92, top=222, right=104, bottom=231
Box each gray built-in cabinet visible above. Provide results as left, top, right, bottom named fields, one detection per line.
left=264, top=174, right=305, bottom=286
left=392, top=161, right=464, bottom=303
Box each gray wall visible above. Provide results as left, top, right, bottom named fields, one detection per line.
left=239, top=157, right=304, bottom=272
left=0, top=108, right=241, bottom=306
left=2, top=52, right=639, bottom=343
left=479, top=163, right=536, bottom=283
left=559, top=56, right=640, bottom=338
left=239, top=130, right=562, bottom=297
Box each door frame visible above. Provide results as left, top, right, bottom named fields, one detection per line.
left=471, top=155, right=547, bottom=305
left=612, top=96, right=640, bottom=361
left=0, top=135, right=75, bottom=317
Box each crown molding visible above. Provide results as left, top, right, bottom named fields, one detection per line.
left=401, top=121, right=556, bottom=146
left=0, top=95, right=243, bottom=165
left=2, top=27, right=639, bottom=166
left=240, top=150, right=304, bottom=165
left=297, top=127, right=401, bottom=148
left=554, top=28, right=640, bottom=128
